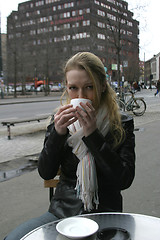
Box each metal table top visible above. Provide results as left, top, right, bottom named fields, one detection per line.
left=21, top=212, right=160, bottom=240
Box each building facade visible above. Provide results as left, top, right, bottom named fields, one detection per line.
left=7, top=0, right=139, bottom=86
left=144, top=53, right=160, bottom=87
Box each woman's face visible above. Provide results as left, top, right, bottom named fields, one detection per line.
left=66, top=69, right=95, bottom=104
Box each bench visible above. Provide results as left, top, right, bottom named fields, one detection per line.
left=1, top=115, right=49, bottom=139
left=44, top=169, right=60, bottom=201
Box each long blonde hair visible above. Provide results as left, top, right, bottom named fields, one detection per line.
left=61, top=52, right=124, bottom=148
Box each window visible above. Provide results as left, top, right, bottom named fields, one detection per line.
left=54, top=35, right=71, bottom=42
left=64, top=2, right=74, bottom=8
left=58, top=5, right=62, bottom=10
left=120, top=29, right=126, bottom=34
left=107, top=0, right=115, bottom=4
left=72, top=45, right=90, bottom=51
left=30, top=30, right=36, bottom=35
left=64, top=23, right=70, bottom=29
left=121, top=19, right=125, bottom=24
left=112, top=8, right=117, bottom=12
left=79, top=9, right=83, bottom=15
left=8, top=34, right=14, bottom=39
left=46, top=0, right=60, bottom=4
left=72, top=11, right=76, bottom=16
left=72, top=32, right=90, bottom=40
left=101, top=2, right=110, bottom=9
left=127, top=31, right=132, bottom=36
left=97, top=9, right=105, bottom=17
left=35, top=1, right=44, bottom=7
left=72, top=22, right=79, bottom=28
left=61, top=12, right=70, bottom=18
left=97, top=33, right=105, bottom=40
left=82, top=20, right=90, bottom=26
left=97, top=21, right=105, bottom=28
left=94, top=0, right=100, bottom=5
left=127, top=21, right=133, bottom=27
left=86, top=8, right=90, bottom=13
left=107, top=13, right=116, bottom=21
left=97, top=45, right=105, bottom=51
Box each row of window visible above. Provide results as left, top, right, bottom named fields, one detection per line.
left=11, top=8, right=90, bottom=29
left=31, top=32, right=91, bottom=44
left=29, top=20, right=90, bottom=35
left=97, top=9, right=132, bottom=27
left=94, top=0, right=127, bottom=10
left=30, top=40, right=133, bottom=60
left=8, top=22, right=133, bottom=39
left=32, top=0, right=60, bottom=7
left=97, top=21, right=133, bottom=36
left=28, top=0, right=84, bottom=9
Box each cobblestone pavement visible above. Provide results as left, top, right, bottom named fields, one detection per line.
left=0, top=89, right=160, bottom=164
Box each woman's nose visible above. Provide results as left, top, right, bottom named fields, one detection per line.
left=78, top=89, right=85, bottom=98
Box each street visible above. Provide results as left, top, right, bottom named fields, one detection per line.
left=0, top=89, right=160, bottom=239
left=0, top=97, right=60, bottom=124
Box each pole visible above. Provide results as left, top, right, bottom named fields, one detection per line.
left=144, top=52, right=146, bottom=87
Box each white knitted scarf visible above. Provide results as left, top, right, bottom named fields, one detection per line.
left=67, top=108, right=109, bottom=211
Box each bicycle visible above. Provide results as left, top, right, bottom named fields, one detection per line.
left=117, top=90, right=146, bottom=116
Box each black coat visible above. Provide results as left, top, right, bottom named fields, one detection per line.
left=38, top=113, right=135, bottom=218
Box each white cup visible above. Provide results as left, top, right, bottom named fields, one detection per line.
left=70, top=98, right=92, bottom=110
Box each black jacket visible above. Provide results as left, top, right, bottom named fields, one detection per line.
left=38, top=113, right=135, bottom=218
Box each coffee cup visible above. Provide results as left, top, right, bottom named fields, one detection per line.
left=70, top=98, right=92, bottom=110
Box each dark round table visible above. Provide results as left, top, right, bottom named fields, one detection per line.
left=21, top=212, right=160, bottom=240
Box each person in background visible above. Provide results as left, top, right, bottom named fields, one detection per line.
left=0, top=80, right=5, bottom=99
left=5, top=52, right=135, bottom=240
left=154, top=79, right=160, bottom=96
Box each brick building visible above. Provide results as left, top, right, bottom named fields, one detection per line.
left=7, top=0, right=139, bottom=87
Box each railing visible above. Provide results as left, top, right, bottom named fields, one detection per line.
left=1, top=115, right=49, bottom=140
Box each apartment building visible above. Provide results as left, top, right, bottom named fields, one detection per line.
left=7, top=0, right=139, bottom=85
left=143, top=52, right=160, bottom=88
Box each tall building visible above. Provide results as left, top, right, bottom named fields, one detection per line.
left=7, top=0, right=139, bottom=86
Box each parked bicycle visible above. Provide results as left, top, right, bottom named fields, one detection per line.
left=117, top=90, right=146, bottom=116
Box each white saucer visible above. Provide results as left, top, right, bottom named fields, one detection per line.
left=56, top=216, right=99, bottom=239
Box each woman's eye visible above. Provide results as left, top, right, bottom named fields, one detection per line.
left=86, top=85, right=93, bottom=90
left=69, top=86, right=77, bottom=90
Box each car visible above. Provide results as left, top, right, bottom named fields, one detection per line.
left=50, top=85, right=62, bottom=92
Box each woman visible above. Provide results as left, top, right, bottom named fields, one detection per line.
left=5, top=52, right=135, bottom=239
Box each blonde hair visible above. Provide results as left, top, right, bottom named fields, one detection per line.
left=61, top=52, right=124, bottom=148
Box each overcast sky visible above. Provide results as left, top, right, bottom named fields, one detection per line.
left=0, top=0, right=159, bottom=61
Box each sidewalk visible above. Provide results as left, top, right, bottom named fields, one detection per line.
left=0, top=91, right=62, bottom=105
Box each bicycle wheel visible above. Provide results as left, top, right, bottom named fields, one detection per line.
left=132, top=99, right=146, bottom=116
left=117, top=99, right=125, bottom=112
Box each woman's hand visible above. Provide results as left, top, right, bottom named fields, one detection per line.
left=75, top=102, right=97, bottom=137
left=54, top=104, right=77, bottom=135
